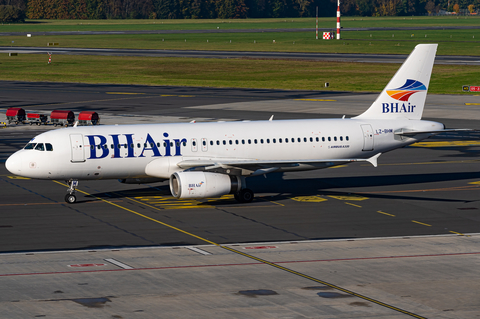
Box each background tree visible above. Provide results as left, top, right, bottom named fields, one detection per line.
left=0, top=4, right=25, bottom=21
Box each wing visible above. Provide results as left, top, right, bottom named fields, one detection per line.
left=177, top=153, right=381, bottom=176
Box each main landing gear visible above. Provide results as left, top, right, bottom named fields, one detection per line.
left=65, top=179, right=79, bottom=204
left=234, top=188, right=254, bottom=203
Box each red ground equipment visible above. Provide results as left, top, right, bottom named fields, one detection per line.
left=6, top=107, right=26, bottom=124
left=50, top=110, right=75, bottom=127
left=78, top=111, right=100, bottom=125
left=27, top=113, right=48, bottom=125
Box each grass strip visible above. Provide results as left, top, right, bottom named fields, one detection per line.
left=2, top=29, right=479, bottom=55
left=0, top=16, right=479, bottom=32
left=0, top=54, right=477, bottom=94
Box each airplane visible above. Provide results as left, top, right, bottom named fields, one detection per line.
left=5, top=44, right=468, bottom=204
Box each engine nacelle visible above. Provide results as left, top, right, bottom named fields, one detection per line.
left=119, top=177, right=166, bottom=184
left=170, top=171, right=241, bottom=199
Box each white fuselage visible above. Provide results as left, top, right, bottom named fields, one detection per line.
left=6, top=118, right=444, bottom=181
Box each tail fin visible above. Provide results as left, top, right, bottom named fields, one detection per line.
left=354, top=44, right=438, bottom=120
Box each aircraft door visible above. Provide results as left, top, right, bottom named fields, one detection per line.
left=201, top=138, right=208, bottom=152
left=361, top=124, right=374, bottom=151
left=191, top=138, right=198, bottom=152
left=69, top=134, right=85, bottom=162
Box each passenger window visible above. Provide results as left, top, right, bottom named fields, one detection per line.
left=260, top=139, right=264, bottom=144
left=242, top=140, right=245, bottom=144
left=322, top=137, right=325, bottom=142
left=235, top=140, right=239, bottom=145
left=130, top=144, right=134, bottom=148
left=310, top=137, right=313, bottom=142
left=229, top=140, right=232, bottom=145
left=279, top=138, right=282, bottom=143
left=170, top=142, right=173, bottom=147
left=304, top=137, right=307, bottom=142
left=137, top=143, right=141, bottom=148
left=210, top=141, right=213, bottom=146
left=273, top=138, right=276, bottom=143
left=216, top=140, right=220, bottom=145
left=266, top=139, right=270, bottom=143
left=223, top=140, right=226, bottom=145
left=110, top=144, right=114, bottom=149
left=316, top=137, right=319, bottom=142
left=254, top=139, right=258, bottom=144
left=157, top=142, right=161, bottom=147
left=248, top=139, right=251, bottom=144
left=45, top=143, right=53, bottom=151
left=334, top=137, right=337, bottom=141
left=183, top=141, right=187, bottom=146
left=35, top=143, right=45, bottom=151
left=97, top=145, right=101, bottom=150
left=346, top=136, right=349, bottom=141
left=340, top=136, right=343, bottom=141
left=328, top=137, right=331, bottom=141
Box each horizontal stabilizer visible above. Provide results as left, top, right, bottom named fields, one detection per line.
left=394, top=128, right=473, bottom=136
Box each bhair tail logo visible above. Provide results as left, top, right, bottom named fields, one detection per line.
left=386, top=79, right=426, bottom=101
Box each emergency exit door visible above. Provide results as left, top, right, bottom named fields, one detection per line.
left=70, top=134, right=85, bottom=162
left=361, top=124, right=374, bottom=151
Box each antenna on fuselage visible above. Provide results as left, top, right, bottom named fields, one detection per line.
left=269, top=115, right=274, bottom=121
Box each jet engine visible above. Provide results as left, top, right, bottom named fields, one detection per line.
left=170, top=171, right=241, bottom=199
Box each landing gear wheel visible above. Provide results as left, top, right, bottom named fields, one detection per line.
left=65, top=194, right=77, bottom=204
left=235, top=188, right=254, bottom=203
left=65, top=179, right=79, bottom=204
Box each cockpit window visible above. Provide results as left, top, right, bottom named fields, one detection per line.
left=24, top=143, right=36, bottom=150
left=35, top=143, right=45, bottom=151
left=45, top=143, right=53, bottom=151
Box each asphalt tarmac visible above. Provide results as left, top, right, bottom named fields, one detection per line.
left=1, top=81, right=479, bottom=253
left=1, top=82, right=480, bottom=318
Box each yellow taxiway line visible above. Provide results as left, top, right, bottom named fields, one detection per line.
left=51, top=180, right=427, bottom=319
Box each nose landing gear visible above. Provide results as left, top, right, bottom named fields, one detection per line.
left=65, top=179, right=79, bottom=204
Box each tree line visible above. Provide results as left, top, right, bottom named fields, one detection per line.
left=0, top=0, right=478, bottom=22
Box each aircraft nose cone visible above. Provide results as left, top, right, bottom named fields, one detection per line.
left=5, top=152, right=22, bottom=175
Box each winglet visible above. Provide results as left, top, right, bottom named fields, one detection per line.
left=367, top=153, right=381, bottom=167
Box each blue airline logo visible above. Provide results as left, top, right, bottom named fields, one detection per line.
left=382, top=79, right=426, bottom=114
left=382, top=102, right=416, bottom=114
left=86, top=133, right=186, bottom=159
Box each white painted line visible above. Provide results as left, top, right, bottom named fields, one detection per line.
left=187, top=247, right=212, bottom=255
left=104, top=258, right=134, bottom=269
